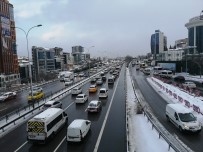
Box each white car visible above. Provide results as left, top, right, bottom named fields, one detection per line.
left=87, top=100, right=102, bottom=113
left=0, top=92, right=17, bottom=102
left=96, top=79, right=103, bottom=85
left=71, top=87, right=82, bottom=95
left=65, top=80, right=73, bottom=86
left=99, top=88, right=108, bottom=98
left=182, top=82, right=196, bottom=88
left=43, top=100, right=62, bottom=110
left=75, top=94, right=88, bottom=103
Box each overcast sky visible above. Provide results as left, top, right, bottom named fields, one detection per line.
left=9, top=0, right=203, bottom=58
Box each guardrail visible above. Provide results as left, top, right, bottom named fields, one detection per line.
left=128, top=65, right=191, bottom=152
left=0, top=69, right=106, bottom=133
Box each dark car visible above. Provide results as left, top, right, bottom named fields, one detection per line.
left=102, top=76, right=106, bottom=81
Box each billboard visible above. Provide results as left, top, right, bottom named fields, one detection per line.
left=1, top=16, right=10, bottom=37
left=157, top=63, right=176, bottom=71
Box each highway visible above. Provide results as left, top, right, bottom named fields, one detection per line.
left=130, top=65, right=203, bottom=152
left=0, top=65, right=126, bottom=152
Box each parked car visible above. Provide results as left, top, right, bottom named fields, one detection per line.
left=27, top=91, right=44, bottom=101
left=71, top=87, right=82, bottom=95
left=43, top=100, right=62, bottom=110
left=67, top=119, right=91, bottom=142
left=96, top=79, right=103, bottom=85
left=182, top=81, right=196, bottom=88
left=89, top=85, right=97, bottom=93
left=99, top=88, right=108, bottom=98
left=87, top=100, right=102, bottom=112
left=75, top=94, right=88, bottom=103
left=0, top=92, right=17, bottom=102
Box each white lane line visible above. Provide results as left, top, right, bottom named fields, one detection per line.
left=53, top=136, right=66, bottom=152
left=14, top=141, right=28, bottom=152
left=64, top=102, right=74, bottom=111
left=93, top=76, right=119, bottom=152
left=14, top=102, right=74, bottom=152
left=0, top=108, right=7, bottom=112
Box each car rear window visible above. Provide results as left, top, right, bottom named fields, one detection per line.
left=100, top=90, right=106, bottom=93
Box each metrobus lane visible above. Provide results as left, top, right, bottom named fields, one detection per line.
left=46, top=77, right=118, bottom=152
left=6, top=74, right=117, bottom=152
left=0, top=77, right=97, bottom=152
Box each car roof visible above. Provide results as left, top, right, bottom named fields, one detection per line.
left=45, top=100, right=56, bottom=104
left=77, top=94, right=85, bottom=96
left=90, top=100, right=100, bottom=104
left=90, top=85, right=96, bottom=87
left=100, top=88, right=107, bottom=91
left=69, top=119, right=89, bottom=128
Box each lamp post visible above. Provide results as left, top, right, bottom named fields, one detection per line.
left=183, top=46, right=196, bottom=73
left=85, top=46, right=94, bottom=76
left=14, top=25, right=42, bottom=98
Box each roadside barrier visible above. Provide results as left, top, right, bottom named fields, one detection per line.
left=127, top=67, right=191, bottom=152
left=151, top=77, right=203, bottom=116
left=0, top=69, right=106, bottom=133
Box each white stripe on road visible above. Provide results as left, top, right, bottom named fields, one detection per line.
left=93, top=77, right=119, bottom=152
left=14, top=102, right=74, bottom=152
left=14, top=141, right=28, bottom=152
left=53, top=136, right=66, bottom=152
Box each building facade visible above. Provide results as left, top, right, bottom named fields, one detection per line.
left=157, top=49, right=184, bottom=61
left=0, top=0, right=20, bottom=88
left=32, top=46, right=55, bottom=81
left=151, top=30, right=167, bottom=59
left=185, top=16, right=203, bottom=54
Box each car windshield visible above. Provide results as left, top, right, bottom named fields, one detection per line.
left=178, top=113, right=196, bottom=122
left=77, top=95, right=83, bottom=98
left=100, top=90, right=106, bottom=93
left=89, top=103, right=97, bottom=107
left=44, top=104, right=51, bottom=107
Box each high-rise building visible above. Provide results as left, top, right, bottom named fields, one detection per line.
left=72, top=46, right=84, bottom=64
left=0, top=0, right=20, bottom=88
left=185, top=16, right=203, bottom=54
left=150, top=30, right=167, bottom=59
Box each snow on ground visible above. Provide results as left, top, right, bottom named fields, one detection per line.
left=126, top=68, right=175, bottom=152
left=147, top=77, right=203, bottom=125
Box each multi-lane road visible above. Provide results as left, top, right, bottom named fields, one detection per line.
left=130, top=65, right=203, bottom=152
left=0, top=66, right=126, bottom=152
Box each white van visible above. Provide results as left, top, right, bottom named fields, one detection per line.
left=67, top=119, right=91, bottom=142
left=27, top=108, right=68, bottom=143
left=159, top=70, right=173, bottom=78
left=166, top=104, right=201, bottom=133
left=99, top=88, right=108, bottom=98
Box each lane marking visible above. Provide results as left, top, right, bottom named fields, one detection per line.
left=14, top=102, right=74, bottom=152
left=14, top=141, right=28, bottom=152
left=0, top=107, right=7, bottom=112
left=53, top=136, right=66, bottom=152
left=93, top=75, right=120, bottom=152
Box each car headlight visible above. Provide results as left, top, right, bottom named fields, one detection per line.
left=183, top=124, right=189, bottom=129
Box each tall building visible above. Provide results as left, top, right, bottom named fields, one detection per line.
left=185, top=16, right=203, bottom=54
left=32, top=46, right=55, bottom=81
left=72, top=45, right=84, bottom=64
left=0, top=0, right=20, bottom=88
left=150, top=30, right=167, bottom=59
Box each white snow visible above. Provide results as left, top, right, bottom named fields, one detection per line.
left=126, top=68, right=175, bottom=152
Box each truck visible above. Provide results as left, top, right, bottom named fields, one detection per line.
left=58, top=71, right=74, bottom=82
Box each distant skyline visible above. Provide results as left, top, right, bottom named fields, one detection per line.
left=10, top=0, right=203, bottom=58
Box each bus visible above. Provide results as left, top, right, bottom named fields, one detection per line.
left=27, top=108, right=68, bottom=144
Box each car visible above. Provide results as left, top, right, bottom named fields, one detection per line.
left=32, top=87, right=43, bottom=92
left=67, top=119, right=91, bottom=142
left=43, top=100, right=62, bottom=110
left=65, top=80, right=73, bottom=86
left=75, top=94, right=88, bottom=103
left=90, top=78, right=96, bottom=83
left=27, top=91, right=44, bottom=101
left=71, top=87, right=82, bottom=95
left=0, top=92, right=17, bottom=102
left=182, top=81, right=196, bottom=89
left=87, top=100, right=102, bottom=112
left=99, top=88, right=108, bottom=98
left=100, top=72, right=105, bottom=76
left=96, top=79, right=103, bottom=85
left=102, top=76, right=106, bottom=81
left=79, top=73, right=84, bottom=77
left=89, top=85, right=97, bottom=93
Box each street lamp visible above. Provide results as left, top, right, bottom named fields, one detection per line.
left=85, top=46, right=94, bottom=76
left=183, top=46, right=197, bottom=73
left=14, top=24, right=42, bottom=98
left=200, top=10, right=203, bottom=20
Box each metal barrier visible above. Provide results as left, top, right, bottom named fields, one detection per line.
left=0, top=69, right=106, bottom=132
left=127, top=65, right=191, bottom=152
